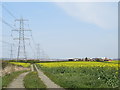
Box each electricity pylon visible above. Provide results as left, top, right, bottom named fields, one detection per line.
left=36, top=44, right=41, bottom=60
left=12, top=18, right=31, bottom=60
left=10, top=43, right=14, bottom=60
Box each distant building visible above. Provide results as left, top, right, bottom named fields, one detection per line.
left=68, top=59, right=74, bottom=61
left=67, top=57, right=112, bottom=62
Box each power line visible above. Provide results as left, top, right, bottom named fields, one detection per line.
left=30, top=31, right=50, bottom=60
left=36, top=43, right=41, bottom=60
left=2, top=5, right=17, bottom=19
left=0, top=40, right=12, bottom=45
left=28, top=22, right=36, bottom=46
left=2, top=18, right=15, bottom=29
left=28, top=40, right=36, bottom=60
left=1, top=4, right=17, bottom=29
left=29, top=29, right=49, bottom=60
left=10, top=43, right=14, bottom=60
left=30, top=30, right=36, bottom=45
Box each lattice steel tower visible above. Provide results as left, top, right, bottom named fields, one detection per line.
left=37, top=44, right=41, bottom=60
left=10, top=43, right=14, bottom=60
left=13, top=18, right=31, bottom=60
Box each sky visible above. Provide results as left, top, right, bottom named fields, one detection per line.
left=1, top=2, right=118, bottom=59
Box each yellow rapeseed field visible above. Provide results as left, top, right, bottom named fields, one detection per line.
left=10, top=62, right=30, bottom=68
left=37, top=61, right=119, bottom=88
left=37, top=61, right=118, bottom=70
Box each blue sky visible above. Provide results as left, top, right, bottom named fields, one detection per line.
left=2, top=2, right=118, bottom=59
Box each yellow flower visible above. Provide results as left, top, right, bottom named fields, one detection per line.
left=37, top=61, right=118, bottom=69
left=9, top=62, right=30, bottom=67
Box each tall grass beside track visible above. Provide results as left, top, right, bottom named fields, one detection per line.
left=24, top=71, right=46, bottom=88
left=37, top=61, right=119, bottom=88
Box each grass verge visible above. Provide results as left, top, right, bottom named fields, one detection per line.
left=2, top=70, right=28, bottom=88
left=24, top=71, right=46, bottom=88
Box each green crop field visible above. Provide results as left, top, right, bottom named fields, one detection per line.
left=37, top=61, right=119, bottom=88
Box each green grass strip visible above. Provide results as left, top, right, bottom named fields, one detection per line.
left=24, top=71, right=46, bottom=88
left=2, top=70, right=28, bottom=88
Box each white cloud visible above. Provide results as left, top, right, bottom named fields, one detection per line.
left=56, top=2, right=118, bottom=30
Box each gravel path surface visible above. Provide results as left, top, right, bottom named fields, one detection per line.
left=34, top=64, right=64, bottom=89
left=7, top=72, right=29, bottom=88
